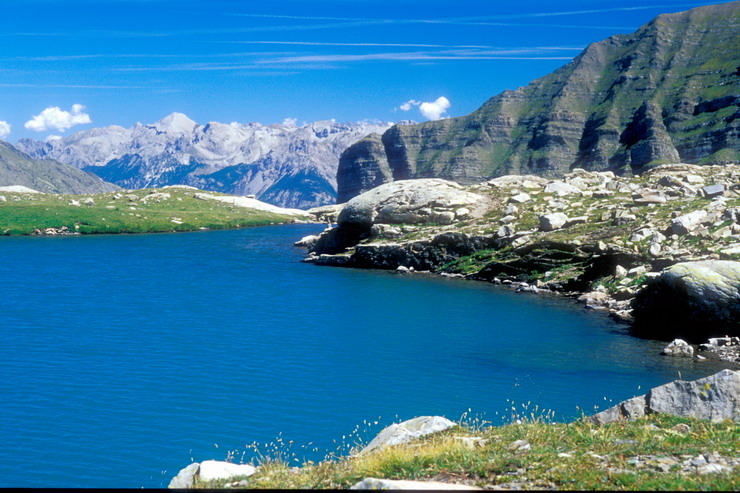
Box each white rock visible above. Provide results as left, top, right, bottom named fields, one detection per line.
left=539, top=213, right=568, bottom=231
left=359, top=416, right=456, bottom=455
left=671, top=210, right=708, bottom=235
left=351, top=478, right=480, bottom=490
left=509, top=192, right=532, bottom=204
left=197, top=460, right=257, bottom=482
left=661, top=339, right=694, bottom=357
left=168, top=462, right=200, bottom=489
left=544, top=181, right=582, bottom=196
left=339, top=179, right=484, bottom=227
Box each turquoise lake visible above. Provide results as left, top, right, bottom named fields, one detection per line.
left=0, top=224, right=727, bottom=488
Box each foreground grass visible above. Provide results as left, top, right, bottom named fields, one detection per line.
left=196, top=415, right=739, bottom=490
left=0, top=187, right=298, bottom=235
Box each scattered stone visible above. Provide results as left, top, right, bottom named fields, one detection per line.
left=633, top=192, right=667, bottom=205
left=509, top=192, right=532, bottom=204
left=539, top=213, right=569, bottom=231
left=702, top=184, right=725, bottom=198
left=545, top=181, right=582, bottom=196
left=671, top=210, right=708, bottom=235
left=507, top=439, right=531, bottom=452
left=454, top=436, right=487, bottom=449
left=661, top=339, right=694, bottom=357
left=84, top=197, right=95, bottom=206
left=671, top=423, right=691, bottom=434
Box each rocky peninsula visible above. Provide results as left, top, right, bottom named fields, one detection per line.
left=299, top=164, right=740, bottom=361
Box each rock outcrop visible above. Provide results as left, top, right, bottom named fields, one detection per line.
left=632, top=260, right=740, bottom=341
left=589, top=369, right=740, bottom=424
left=336, top=2, right=740, bottom=201
left=313, top=179, right=487, bottom=255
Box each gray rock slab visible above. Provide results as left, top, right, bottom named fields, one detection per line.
left=589, top=370, right=740, bottom=424
left=702, top=184, right=725, bottom=198
left=647, top=369, right=740, bottom=422
left=168, top=462, right=199, bottom=489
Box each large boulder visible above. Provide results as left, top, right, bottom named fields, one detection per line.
left=589, top=369, right=740, bottom=424
left=313, top=180, right=485, bottom=255
left=359, top=416, right=457, bottom=455
left=339, top=179, right=485, bottom=229
left=632, top=260, right=740, bottom=341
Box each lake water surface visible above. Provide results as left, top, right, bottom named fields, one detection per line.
left=0, top=224, right=726, bottom=487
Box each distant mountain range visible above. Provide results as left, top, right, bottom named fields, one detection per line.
left=17, top=115, right=391, bottom=208
left=0, top=141, right=119, bottom=194
left=337, top=1, right=740, bottom=202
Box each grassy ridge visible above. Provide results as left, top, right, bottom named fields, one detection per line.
left=0, top=187, right=299, bottom=235
left=196, top=414, right=739, bottom=490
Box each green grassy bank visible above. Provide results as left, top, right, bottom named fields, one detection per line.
left=0, top=187, right=300, bottom=235
left=195, top=414, right=739, bottom=490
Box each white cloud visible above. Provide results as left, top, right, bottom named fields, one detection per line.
left=398, top=97, right=450, bottom=121
left=0, top=120, right=10, bottom=139
left=398, top=99, right=420, bottom=112
left=44, top=135, right=63, bottom=142
left=24, top=104, right=92, bottom=132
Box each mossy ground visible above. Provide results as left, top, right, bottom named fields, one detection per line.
left=0, top=188, right=297, bottom=235
left=195, top=414, right=739, bottom=490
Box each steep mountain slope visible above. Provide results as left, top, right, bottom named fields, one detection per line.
left=17, top=115, right=390, bottom=208
left=337, top=1, right=740, bottom=203
left=0, top=141, right=119, bottom=194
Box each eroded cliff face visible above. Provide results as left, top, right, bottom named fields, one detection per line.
left=337, top=1, right=740, bottom=202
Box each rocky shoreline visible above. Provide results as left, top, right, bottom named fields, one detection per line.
left=170, top=370, right=740, bottom=489
left=298, top=164, right=740, bottom=363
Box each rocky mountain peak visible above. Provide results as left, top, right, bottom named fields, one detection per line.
left=151, top=112, right=199, bottom=135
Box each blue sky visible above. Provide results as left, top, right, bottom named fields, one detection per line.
left=0, top=0, right=722, bottom=141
